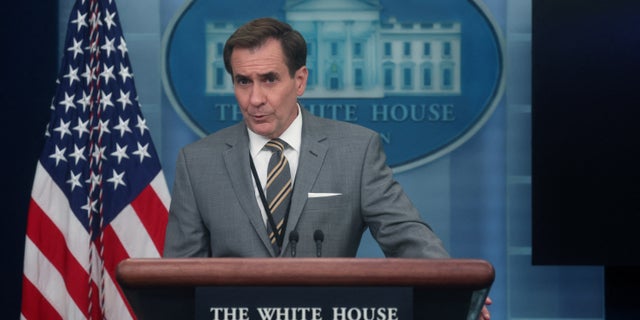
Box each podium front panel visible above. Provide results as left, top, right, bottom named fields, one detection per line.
left=116, top=258, right=494, bottom=320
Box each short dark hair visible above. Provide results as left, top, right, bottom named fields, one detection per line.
left=223, top=17, right=307, bottom=78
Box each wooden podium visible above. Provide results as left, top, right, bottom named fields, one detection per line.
left=116, top=258, right=494, bottom=319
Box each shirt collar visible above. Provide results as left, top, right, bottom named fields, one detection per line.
left=248, top=104, right=303, bottom=157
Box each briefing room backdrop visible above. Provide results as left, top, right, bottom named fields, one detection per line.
left=22, top=0, right=601, bottom=319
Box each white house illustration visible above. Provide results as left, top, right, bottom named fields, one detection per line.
left=205, top=0, right=461, bottom=98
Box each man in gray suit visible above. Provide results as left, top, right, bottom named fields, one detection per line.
left=163, top=17, right=449, bottom=259
left=164, top=17, right=492, bottom=318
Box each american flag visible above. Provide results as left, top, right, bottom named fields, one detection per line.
left=21, top=0, right=170, bottom=319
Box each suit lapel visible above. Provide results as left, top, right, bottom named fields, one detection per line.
left=284, top=109, right=328, bottom=250
left=222, top=126, right=275, bottom=255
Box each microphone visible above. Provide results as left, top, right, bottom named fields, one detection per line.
left=313, top=230, right=324, bottom=257
left=289, top=230, right=299, bottom=257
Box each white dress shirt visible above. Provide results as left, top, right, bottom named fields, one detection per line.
left=248, top=105, right=302, bottom=226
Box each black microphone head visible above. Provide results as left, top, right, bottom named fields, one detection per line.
left=314, top=229, right=324, bottom=242
left=289, top=230, right=299, bottom=242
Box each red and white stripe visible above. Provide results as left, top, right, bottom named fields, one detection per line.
left=21, top=162, right=170, bottom=319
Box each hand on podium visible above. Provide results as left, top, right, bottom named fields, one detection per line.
left=479, top=297, right=493, bottom=320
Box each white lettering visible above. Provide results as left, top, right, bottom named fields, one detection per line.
left=257, top=307, right=323, bottom=320
left=390, top=104, right=407, bottom=121
left=209, top=307, right=249, bottom=320
left=333, top=307, right=347, bottom=320
left=306, top=104, right=358, bottom=121
left=379, top=132, right=391, bottom=144
left=371, top=103, right=456, bottom=122
left=371, top=104, right=389, bottom=121
left=257, top=308, right=276, bottom=320
left=344, top=104, right=358, bottom=121
left=214, top=102, right=456, bottom=124
left=332, top=308, right=399, bottom=320
left=214, top=104, right=242, bottom=121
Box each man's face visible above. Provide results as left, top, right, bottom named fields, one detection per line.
left=230, top=38, right=308, bottom=139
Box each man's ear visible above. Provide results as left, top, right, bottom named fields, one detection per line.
left=295, top=66, right=308, bottom=96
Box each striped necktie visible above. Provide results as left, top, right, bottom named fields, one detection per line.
left=264, top=138, right=292, bottom=254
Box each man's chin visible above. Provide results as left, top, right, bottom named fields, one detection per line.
left=247, top=124, right=276, bottom=138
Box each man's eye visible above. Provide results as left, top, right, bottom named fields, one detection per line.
left=237, top=79, right=249, bottom=85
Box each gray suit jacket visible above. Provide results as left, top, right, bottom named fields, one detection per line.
left=164, top=108, right=449, bottom=258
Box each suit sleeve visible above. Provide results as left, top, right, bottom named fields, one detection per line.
left=163, top=148, right=211, bottom=257
left=360, top=133, right=450, bottom=258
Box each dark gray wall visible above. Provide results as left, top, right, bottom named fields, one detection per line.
left=0, top=2, right=57, bottom=318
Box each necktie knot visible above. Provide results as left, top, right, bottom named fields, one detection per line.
left=265, top=138, right=287, bottom=153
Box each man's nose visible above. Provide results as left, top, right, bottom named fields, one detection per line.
left=249, top=84, right=266, bottom=106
